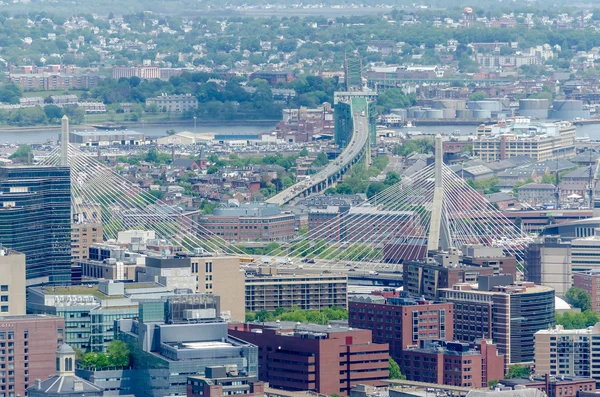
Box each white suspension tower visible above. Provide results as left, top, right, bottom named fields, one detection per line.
left=61, top=115, right=69, bottom=166
left=427, top=134, right=451, bottom=253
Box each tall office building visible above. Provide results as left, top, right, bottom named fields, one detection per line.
left=0, top=166, right=71, bottom=286
left=439, top=275, right=555, bottom=366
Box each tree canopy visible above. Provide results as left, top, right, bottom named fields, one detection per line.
left=79, top=340, right=131, bottom=369
left=9, top=144, right=33, bottom=163
left=245, top=306, right=347, bottom=323
left=556, top=311, right=600, bottom=329
left=389, top=357, right=406, bottom=380
left=564, top=287, right=592, bottom=312
left=505, top=364, right=531, bottom=379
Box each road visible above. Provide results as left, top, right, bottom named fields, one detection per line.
left=267, top=100, right=370, bottom=205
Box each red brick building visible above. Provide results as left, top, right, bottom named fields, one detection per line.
left=401, top=339, right=504, bottom=388
left=228, top=322, right=389, bottom=395
left=0, top=315, right=65, bottom=397
left=197, top=203, right=295, bottom=243
left=502, top=376, right=596, bottom=397
left=348, top=294, right=453, bottom=361
left=573, top=271, right=600, bottom=314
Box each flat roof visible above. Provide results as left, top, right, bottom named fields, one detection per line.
left=181, top=341, right=233, bottom=349
left=260, top=321, right=359, bottom=334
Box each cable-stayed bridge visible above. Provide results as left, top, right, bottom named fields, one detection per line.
left=47, top=117, right=532, bottom=271
left=267, top=97, right=371, bottom=206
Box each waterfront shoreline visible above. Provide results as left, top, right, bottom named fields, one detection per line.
left=0, top=119, right=280, bottom=135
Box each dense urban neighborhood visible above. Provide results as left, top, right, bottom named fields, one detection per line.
left=5, top=3, right=600, bottom=397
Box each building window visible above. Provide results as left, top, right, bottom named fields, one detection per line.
left=0, top=308, right=6, bottom=314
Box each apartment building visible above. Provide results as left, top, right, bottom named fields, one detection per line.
left=228, top=322, right=389, bottom=395
left=348, top=294, right=453, bottom=361
left=71, top=222, right=103, bottom=262
left=245, top=268, right=347, bottom=312
left=0, top=315, right=65, bottom=397
left=439, top=275, right=555, bottom=365
left=574, top=271, right=600, bottom=314
left=0, top=249, right=26, bottom=315
left=534, top=324, right=597, bottom=378
left=473, top=119, right=576, bottom=162
left=189, top=255, right=244, bottom=322
left=401, top=339, right=504, bottom=388
left=145, top=93, right=198, bottom=113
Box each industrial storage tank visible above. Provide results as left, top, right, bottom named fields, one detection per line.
left=456, top=110, right=473, bottom=119
left=442, top=109, right=457, bottom=119
left=550, top=100, right=590, bottom=120
left=467, top=100, right=502, bottom=112
left=412, top=108, right=427, bottom=119
left=519, top=99, right=549, bottom=119
left=425, top=109, right=444, bottom=119
left=472, top=109, right=492, bottom=119
left=431, top=99, right=466, bottom=111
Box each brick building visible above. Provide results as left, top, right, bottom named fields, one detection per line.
left=402, top=247, right=517, bottom=299
left=573, top=270, right=600, bottom=314
left=501, top=376, right=596, bottom=397
left=401, top=339, right=505, bottom=388
left=0, top=315, right=65, bottom=397
left=439, top=276, right=555, bottom=365
left=197, top=203, right=295, bottom=243
left=348, top=294, right=453, bottom=361
left=228, top=322, right=389, bottom=395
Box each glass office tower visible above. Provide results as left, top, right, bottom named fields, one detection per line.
left=0, top=166, right=71, bottom=285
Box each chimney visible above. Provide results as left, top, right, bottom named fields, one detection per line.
left=73, top=380, right=84, bottom=392
left=35, top=379, right=42, bottom=390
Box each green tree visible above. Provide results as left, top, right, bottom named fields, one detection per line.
left=9, top=144, right=33, bottom=163
left=0, top=83, right=22, bottom=104
left=564, top=287, right=592, bottom=312
left=64, top=106, right=85, bottom=124
left=44, top=104, right=64, bottom=121
left=384, top=172, right=400, bottom=187
left=106, top=340, right=130, bottom=368
left=488, top=380, right=499, bottom=388
left=556, top=311, right=600, bottom=329
left=299, top=148, right=309, bottom=157
left=506, top=364, right=531, bottom=379
left=312, top=152, right=328, bottom=167
left=389, top=357, right=406, bottom=380
left=367, top=182, right=386, bottom=199
left=469, top=91, right=487, bottom=101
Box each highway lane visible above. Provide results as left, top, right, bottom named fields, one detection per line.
left=267, top=113, right=369, bottom=205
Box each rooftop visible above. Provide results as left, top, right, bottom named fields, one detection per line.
left=259, top=321, right=361, bottom=334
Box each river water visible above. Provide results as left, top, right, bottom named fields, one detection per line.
left=3, top=121, right=600, bottom=144
left=0, top=121, right=277, bottom=144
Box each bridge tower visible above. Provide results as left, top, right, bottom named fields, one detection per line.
left=427, top=134, right=452, bottom=253
left=61, top=115, right=69, bottom=166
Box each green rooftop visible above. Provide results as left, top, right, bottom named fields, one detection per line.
left=41, top=285, right=122, bottom=300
